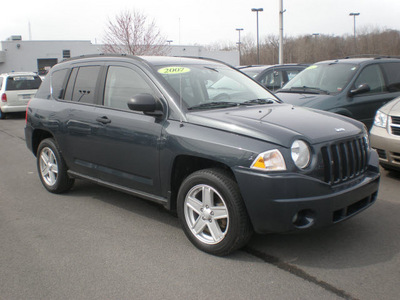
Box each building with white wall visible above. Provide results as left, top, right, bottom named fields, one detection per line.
left=0, top=36, right=239, bottom=75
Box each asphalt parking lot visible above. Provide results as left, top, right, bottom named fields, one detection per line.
left=1, top=114, right=399, bottom=300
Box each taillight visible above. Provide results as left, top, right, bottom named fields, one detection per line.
left=1, top=93, right=6, bottom=102
left=25, top=99, right=31, bottom=124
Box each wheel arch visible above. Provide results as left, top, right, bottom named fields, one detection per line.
left=169, top=155, right=235, bottom=211
left=31, top=129, right=54, bottom=156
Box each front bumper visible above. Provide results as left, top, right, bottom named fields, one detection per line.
left=370, top=126, right=400, bottom=170
left=233, top=153, right=380, bottom=234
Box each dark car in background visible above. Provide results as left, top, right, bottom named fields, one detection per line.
left=25, top=55, right=379, bottom=255
left=275, top=57, right=400, bottom=130
left=239, top=64, right=308, bottom=91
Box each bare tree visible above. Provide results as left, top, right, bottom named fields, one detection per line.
left=103, top=10, right=168, bottom=55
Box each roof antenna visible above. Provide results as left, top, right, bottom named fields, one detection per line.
left=179, top=56, right=184, bottom=127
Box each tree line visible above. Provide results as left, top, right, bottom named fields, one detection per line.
left=103, top=10, right=400, bottom=65
left=236, top=28, right=400, bottom=65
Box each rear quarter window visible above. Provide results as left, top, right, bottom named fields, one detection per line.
left=35, top=77, right=51, bottom=99
left=51, top=69, right=70, bottom=99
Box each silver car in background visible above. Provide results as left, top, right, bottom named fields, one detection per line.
left=0, top=72, right=42, bottom=119
left=370, top=96, right=400, bottom=171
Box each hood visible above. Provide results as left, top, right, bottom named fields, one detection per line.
left=275, top=92, right=334, bottom=108
left=380, top=96, right=400, bottom=115
left=186, top=103, right=363, bottom=148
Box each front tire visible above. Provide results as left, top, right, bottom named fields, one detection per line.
left=177, top=168, right=253, bottom=256
left=37, top=138, right=74, bottom=193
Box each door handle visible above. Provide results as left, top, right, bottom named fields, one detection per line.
left=96, top=116, right=111, bottom=124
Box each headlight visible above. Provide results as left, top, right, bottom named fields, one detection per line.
left=291, top=140, right=311, bottom=169
left=251, top=149, right=286, bottom=171
left=374, top=110, right=388, bottom=128
left=363, top=126, right=371, bottom=149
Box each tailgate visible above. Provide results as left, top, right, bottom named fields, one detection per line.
left=7, top=90, right=36, bottom=106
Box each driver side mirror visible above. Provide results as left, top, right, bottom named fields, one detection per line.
left=349, top=83, right=370, bottom=97
left=128, top=93, right=164, bottom=117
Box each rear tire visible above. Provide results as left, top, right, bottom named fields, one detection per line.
left=0, top=109, right=6, bottom=119
left=177, top=168, right=253, bottom=256
left=37, top=138, right=74, bottom=193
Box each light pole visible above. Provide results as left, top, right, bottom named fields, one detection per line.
left=279, top=0, right=286, bottom=64
left=236, top=28, right=244, bottom=65
left=349, top=12, right=360, bottom=54
left=312, top=33, right=319, bottom=62
left=251, top=8, right=263, bottom=64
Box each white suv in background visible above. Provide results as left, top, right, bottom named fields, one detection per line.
left=0, top=72, right=42, bottom=119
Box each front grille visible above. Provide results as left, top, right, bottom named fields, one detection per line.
left=375, top=148, right=387, bottom=159
left=333, top=192, right=377, bottom=223
left=391, top=116, right=400, bottom=124
left=321, top=137, right=368, bottom=185
left=391, top=116, right=400, bottom=136
left=392, top=152, right=400, bottom=163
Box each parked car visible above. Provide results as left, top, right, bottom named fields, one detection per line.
left=0, top=72, right=42, bottom=119
left=25, top=55, right=380, bottom=256
left=370, top=96, right=400, bottom=171
left=239, top=64, right=308, bottom=91
left=275, top=57, right=400, bottom=129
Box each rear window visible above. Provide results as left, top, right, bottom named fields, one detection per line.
left=6, top=75, right=42, bottom=91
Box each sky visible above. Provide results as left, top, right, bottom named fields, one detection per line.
left=1, top=0, right=399, bottom=46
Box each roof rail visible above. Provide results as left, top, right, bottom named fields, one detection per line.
left=343, top=54, right=400, bottom=59
left=61, top=53, right=136, bottom=63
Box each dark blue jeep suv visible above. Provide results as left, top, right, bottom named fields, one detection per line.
left=25, top=55, right=380, bottom=255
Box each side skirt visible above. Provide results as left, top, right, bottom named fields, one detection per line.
left=67, top=170, right=169, bottom=207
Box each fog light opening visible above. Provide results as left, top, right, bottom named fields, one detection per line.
left=292, top=209, right=315, bottom=229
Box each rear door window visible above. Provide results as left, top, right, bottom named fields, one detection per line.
left=64, top=66, right=101, bottom=104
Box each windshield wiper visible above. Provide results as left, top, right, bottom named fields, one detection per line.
left=279, top=86, right=330, bottom=95
left=240, top=98, right=276, bottom=105
left=187, top=101, right=239, bottom=110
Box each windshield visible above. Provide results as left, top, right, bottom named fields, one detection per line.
left=281, top=63, right=359, bottom=94
left=157, top=64, right=278, bottom=110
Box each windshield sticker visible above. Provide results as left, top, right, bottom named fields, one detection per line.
left=306, top=65, right=318, bottom=70
left=158, top=67, right=191, bottom=74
